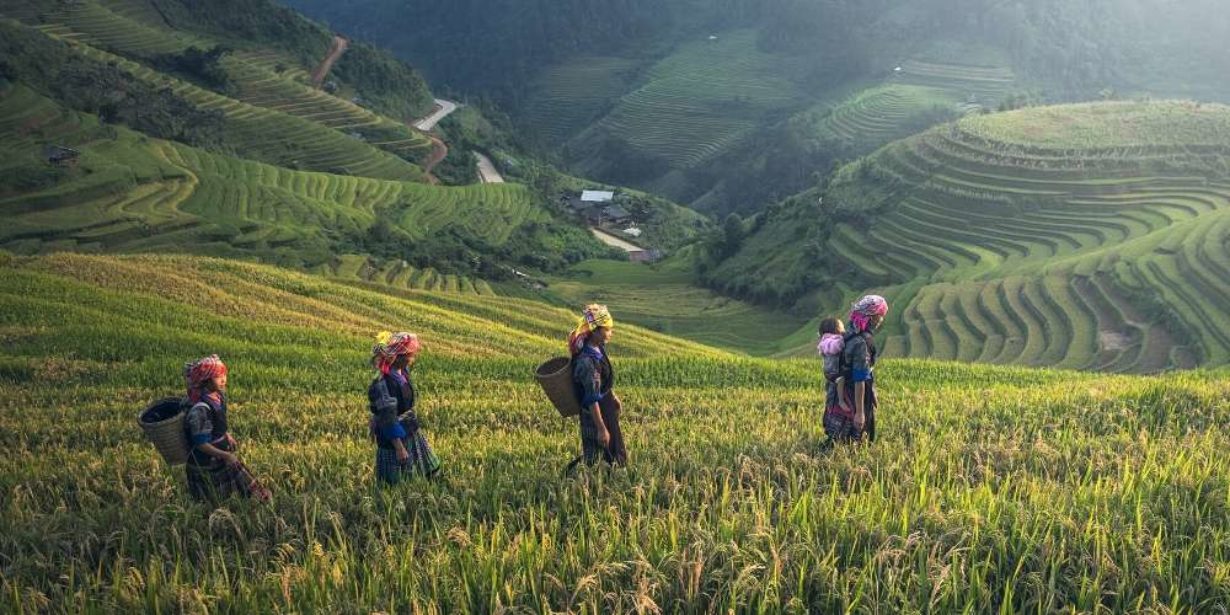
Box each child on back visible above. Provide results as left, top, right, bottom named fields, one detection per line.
left=818, top=317, right=847, bottom=394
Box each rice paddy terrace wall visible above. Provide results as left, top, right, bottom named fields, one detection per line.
left=819, top=101, right=1230, bottom=372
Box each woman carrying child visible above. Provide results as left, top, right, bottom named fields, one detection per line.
left=820, top=294, right=889, bottom=444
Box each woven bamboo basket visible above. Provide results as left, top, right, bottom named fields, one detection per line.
left=535, top=357, right=581, bottom=418
left=138, top=397, right=190, bottom=466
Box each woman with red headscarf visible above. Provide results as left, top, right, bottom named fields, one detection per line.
left=183, top=354, right=270, bottom=503
left=369, top=331, right=441, bottom=484
left=823, top=295, right=889, bottom=444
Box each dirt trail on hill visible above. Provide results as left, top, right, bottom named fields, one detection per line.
left=311, top=36, right=349, bottom=88
left=414, top=98, right=459, bottom=131
left=590, top=227, right=642, bottom=252
left=423, top=136, right=447, bottom=184
left=475, top=152, right=504, bottom=184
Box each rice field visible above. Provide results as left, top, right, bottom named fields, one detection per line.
left=810, top=102, right=1230, bottom=372
left=3, top=1, right=433, bottom=178
left=800, top=84, right=960, bottom=149
left=0, top=84, right=546, bottom=271
left=566, top=30, right=807, bottom=174
left=548, top=259, right=809, bottom=356
left=2, top=252, right=1230, bottom=612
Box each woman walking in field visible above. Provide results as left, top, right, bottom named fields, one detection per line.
left=822, top=295, right=889, bottom=444
left=569, top=304, right=627, bottom=467
left=183, top=355, right=271, bottom=503
left=369, top=331, right=441, bottom=484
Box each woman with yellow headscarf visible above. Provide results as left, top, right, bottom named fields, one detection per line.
left=569, top=304, right=626, bottom=467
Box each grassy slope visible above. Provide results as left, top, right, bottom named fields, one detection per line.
left=720, top=101, right=1230, bottom=372
left=2, top=252, right=1230, bottom=611
left=2, top=1, right=434, bottom=178
left=547, top=257, right=809, bottom=356
left=557, top=31, right=807, bottom=195
left=0, top=84, right=564, bottom=283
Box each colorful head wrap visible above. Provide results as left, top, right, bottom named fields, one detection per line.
left=567, top=304, right=614, bottom=356
left=372, top=331, right=421, bottom=375
left=185, top=354, right=227, bottom=403
left=849, top=295, right=889, bottom=333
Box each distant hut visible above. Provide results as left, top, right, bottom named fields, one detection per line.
left=602, top=204, right=632, bottom=224
left=44, top=145, right=80, bottom=167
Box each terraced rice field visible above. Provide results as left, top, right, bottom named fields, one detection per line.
left=311, top=254, right=499, bottom=296
left=894, top=59, right=1015, bottom=108
left=3, top=252, right=1230, bottom=611
left=0, top=85, right=545, bottom=269
left=568, top=30, right=805, bottom=173
left=3, top=1, right=432, bottom=178
left=549, top=259, right=809, bottom=356
left=802, top=84, right=959, bottom=149
left=519, top=56, right=641, bottom=144
left=820, top=102, right=1230, bottom=372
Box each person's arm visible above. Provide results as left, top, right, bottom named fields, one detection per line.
left=196, top=442, right=240, bottom=466
left=575, top=356, right=610, bottom=448
left=847, top=337, right=872, bottom=431
left=187, top=404, right=239, bottom=466
left=370, top=380, right=410, bottom=462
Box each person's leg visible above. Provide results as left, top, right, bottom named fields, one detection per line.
left=599, top=394, right=626, bottom=465
left=865, top=404, right=876, bottom=443
left=375, top=448, right=401, bottom=485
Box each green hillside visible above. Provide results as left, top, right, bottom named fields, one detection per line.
left=1, top=0, right=436, bottom=178
left=3, top=251, right=1230, bottom=611
left=713, top=101, right=1230, bottom=371
left=0, top=83, right=605, bottom=278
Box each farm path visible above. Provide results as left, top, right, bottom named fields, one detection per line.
left=310, top=35, right=349, bottom=88
left=475, top=152, right=505, bottom=184
left=590, top=227, right=642, bottom=252
left=414, top=98, right=460, bottom=131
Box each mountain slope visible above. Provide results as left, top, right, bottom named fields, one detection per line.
left=714, top=101, right=1230, bottom=371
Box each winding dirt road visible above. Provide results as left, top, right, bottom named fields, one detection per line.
left=311, top=36, right=349, bottom=88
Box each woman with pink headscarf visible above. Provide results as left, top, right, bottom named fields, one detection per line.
left=368, top=331, right=441, bottom=484
left=183, top=354, right=270, bottom=503
left=823, top=295, right=889, bottom=443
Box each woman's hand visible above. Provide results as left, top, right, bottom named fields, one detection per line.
left=222, top=452, right=242, bottom=468
left=597, top=428, right=611, bottom=450
left=853, top=411, right=866, bottom=432
left=395, top=440, right=410, bottom=464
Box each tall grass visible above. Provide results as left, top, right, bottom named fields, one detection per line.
left=2, top=254, right=1229, bottom=612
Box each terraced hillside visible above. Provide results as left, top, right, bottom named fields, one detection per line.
left=2, top=0, right=434, bottom=178
left=548, top=258, right=809, bottom=356
left=561, top=31, right=807, bottom=195
left=719, top=101, right=1230, bottom=372
left=0, top=84, right=584, bottom=280
left=894, top=59, right=1015, bottom=108
left=4, top=251, right=1230, bottom=611
left=798, top=84, right=960, bottom=152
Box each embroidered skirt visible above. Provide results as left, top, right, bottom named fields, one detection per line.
left=375, top=430, right=441, bottom=485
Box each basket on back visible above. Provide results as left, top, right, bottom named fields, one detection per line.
left=535, top=357, right=581, bottom=417
left=138, top=397, right=190, bottom=465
